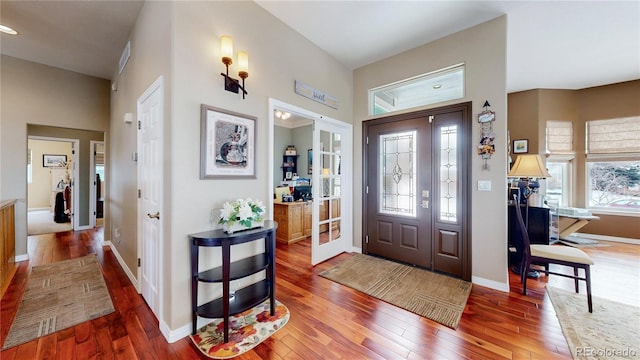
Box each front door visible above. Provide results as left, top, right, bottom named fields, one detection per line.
left=364, top=103, right=471, bottom=280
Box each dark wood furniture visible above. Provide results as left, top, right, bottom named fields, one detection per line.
left=511, top=197, right=594, bottom=312
left=508, top=204, right=550, bottom=267
left=281, top=155, right=298, bottom=180
left=189, top=220, right=277, bottom=342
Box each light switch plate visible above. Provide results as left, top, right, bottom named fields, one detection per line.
left=478, top=180, right=492, bottom=191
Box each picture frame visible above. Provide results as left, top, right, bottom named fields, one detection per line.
left=307, top=149, right=313, bottom=175
left=43, top=154, right=67, bottom=167
left=513, top=139, right=528, bottom=154
left=200, top=104, right=256, bottom=179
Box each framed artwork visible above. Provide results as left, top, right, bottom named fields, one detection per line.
left=307, top=149, right=313, bottom=175
left=43, top=154, right=67, bottom=167
left=200, top=104, right=256, bottom=179
left=513, top=139, right=528, bottom=154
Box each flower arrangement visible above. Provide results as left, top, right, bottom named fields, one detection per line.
left=218, top=198, right=266, bottom=233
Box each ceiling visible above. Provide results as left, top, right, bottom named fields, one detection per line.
left=1, top=1, right=638, bottom=93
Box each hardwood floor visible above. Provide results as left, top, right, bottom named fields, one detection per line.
left=1, top=228, right=638, bottom=359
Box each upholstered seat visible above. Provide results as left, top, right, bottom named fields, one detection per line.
left=530, top=245, right=594, bottom=265
left=512, top=195, right=594, bottom=312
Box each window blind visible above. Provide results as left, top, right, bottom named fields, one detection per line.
left=95, top=152, right=105, bottom=165
left=546, top=120, right=573, bottom=154
left=587, top=116, right=640, bottom=154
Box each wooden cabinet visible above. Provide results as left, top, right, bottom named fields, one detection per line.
left=1, top=199, right=16, bottom=297
left=273, top=198, right=341, bottom=244
left=189, top=221, right=277, bottom=343
left=274, top=201, right=310, bottom=244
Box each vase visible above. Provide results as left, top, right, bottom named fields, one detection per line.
left=222, top=220, right=264, bottom=234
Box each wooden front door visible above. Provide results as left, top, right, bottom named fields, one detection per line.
left=364, top=103, right=471, bottom=280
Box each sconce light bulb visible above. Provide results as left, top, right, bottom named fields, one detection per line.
left=237, top=51, right=249, bottom=79
left=220, top=35, right=233, bottom=65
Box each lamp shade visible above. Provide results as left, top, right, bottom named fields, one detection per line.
left=508, top=154, right=551, bottom=178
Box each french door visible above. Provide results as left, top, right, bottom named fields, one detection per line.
left=311, top=120, right=352, bottom=265
left=364, top=103, right=471, bottom=280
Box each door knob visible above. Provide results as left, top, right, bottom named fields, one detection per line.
left=147, top=212, right=160, bottom=219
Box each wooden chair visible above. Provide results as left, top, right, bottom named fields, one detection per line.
left=512, top=195, right=594, bottom=312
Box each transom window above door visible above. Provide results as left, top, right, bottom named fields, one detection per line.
left=369, top=64, right=465, bottom=116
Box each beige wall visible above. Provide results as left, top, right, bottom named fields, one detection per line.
left=109, top=1, right=353, bottom=333
left=0, top=55, right=110, bottom=256
left=507, top=80, right=640, bottom=240
left=354, top=16, right=509, bottom=288
left=27, top=140, right=73, bottom=209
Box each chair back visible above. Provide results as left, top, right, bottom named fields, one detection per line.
left=512, top=195, right=532, bottom=265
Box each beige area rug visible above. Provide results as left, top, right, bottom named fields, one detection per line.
left=547, top=287, right=640, bottom=359
left=27, top=209, right=72, bottom=235
left=319, top=254, right=472, bottom=328
left=2, top=255, right=115, bottom=350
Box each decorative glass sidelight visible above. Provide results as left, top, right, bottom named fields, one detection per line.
left=439, top=125, right=457, bottom=222
left=379, top=131, right=417, bottom=217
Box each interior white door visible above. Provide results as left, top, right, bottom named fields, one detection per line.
left=311, top=121, right=350, bottom=264
left=137, top=77, right=164, bottom=316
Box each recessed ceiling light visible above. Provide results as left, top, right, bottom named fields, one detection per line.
left=0, top=25, right=18, bottom=35
left=432, top=84, right=442, bottom=89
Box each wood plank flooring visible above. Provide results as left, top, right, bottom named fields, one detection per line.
left=1, top=228, right=638, bottom=359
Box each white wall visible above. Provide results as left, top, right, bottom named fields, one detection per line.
left=353, top=16, right=509, bottom=289
left=0, top=55, right=109, bottom=257
left=109, top=1, right=354, bottom=333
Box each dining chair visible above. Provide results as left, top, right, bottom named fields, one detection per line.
left=512, top=195, right=594, bottom=312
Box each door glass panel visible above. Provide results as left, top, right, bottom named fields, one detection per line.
left=379, top=131, right=417, bottom=217
left=439, top=125, right=457, bottom=222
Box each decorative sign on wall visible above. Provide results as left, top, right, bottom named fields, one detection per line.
left=295, top=80, right=339, bottom=109
left=477, top=100, right=496, bottom=170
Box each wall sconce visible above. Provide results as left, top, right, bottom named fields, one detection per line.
left=220, top=35, right=248, bottom=99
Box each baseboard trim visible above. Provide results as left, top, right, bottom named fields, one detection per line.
left=105, top=241, right=140, bottom=292
left=574, top=232, right=639, bottom=245
left=472, top=275, right=510, bottom=293
left=15, top=253, right=29, bottom=262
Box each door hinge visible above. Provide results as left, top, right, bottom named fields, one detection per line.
left=138, top=189, right=141, bottom=198
left=137, top=120, right=141, bottom=130
left=137, top=258, right=141, bottom=267
left=429, top=115, right=434, bottom=123
left=365, top=235, right=369, bottom=244
left=366, top=186, right=369, bottom=194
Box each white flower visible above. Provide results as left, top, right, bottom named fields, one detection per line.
left=237, top=203, right=254, bottom=220
left=219, top=202, right=235, bottom=222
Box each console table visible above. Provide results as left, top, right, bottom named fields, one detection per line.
left=189, top=220, right=277, bottom=342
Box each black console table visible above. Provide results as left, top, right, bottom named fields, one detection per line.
left=189, top=220, right=277, bottom=342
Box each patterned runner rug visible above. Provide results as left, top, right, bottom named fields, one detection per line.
left=190, top=299, right=289, bottom=359
left=547, top=287, right=640, bottom=359
left=2, top=255, right=115, bottom=350
left=319, top=254, right=472, bottom=329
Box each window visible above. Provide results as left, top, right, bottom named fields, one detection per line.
left=369, top=64, right=464, bottom=116
left=586, top=117, right=640, bottom=214
left=546, top=159, right=571, bottom=207
left=545, top=121, right=574, bottom=207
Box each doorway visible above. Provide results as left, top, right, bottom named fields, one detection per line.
left=363, top=102, right=472, bottom=280
left=26, top=137, right=78, bottom=235
left=269, top=98, right=353, bottom=265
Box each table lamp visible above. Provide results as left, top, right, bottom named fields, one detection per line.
left=508, top=154, right=551, bottom=278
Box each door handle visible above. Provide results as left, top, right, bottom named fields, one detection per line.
left=147, top=212, right=160, bottom=220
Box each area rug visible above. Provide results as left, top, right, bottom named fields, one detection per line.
left=190, top=299, right=289, bottom=359
left=547, top=286, right=640, bottom=359
left=2, top=255, right=115, bottom=350
left=319, top=254, right=472, bottom=329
